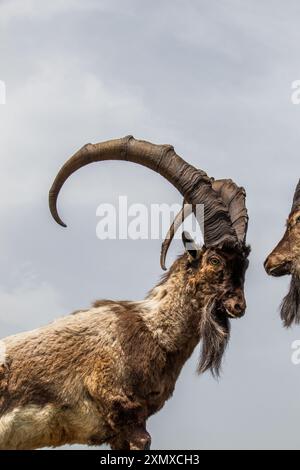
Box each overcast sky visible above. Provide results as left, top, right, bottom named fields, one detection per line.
left=0, top=0, right=300, bottom=450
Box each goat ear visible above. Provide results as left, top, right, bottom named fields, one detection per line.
left=182, top=231, right=200, bottom=260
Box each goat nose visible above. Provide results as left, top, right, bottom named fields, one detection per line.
left=264, top=256, right=292, bottom=277
left=224, top=297, right=246, bottom=318
left=264, top=257, right=269, bottom=271
left=264, top=256, right=274, bottom=274
left=234, top=301, right=246, bottom=316
left=234, top=303, right=242, bottom=313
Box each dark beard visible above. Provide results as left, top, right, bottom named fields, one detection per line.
left=197, top=301, right=231, bottom=377
left=281, top=275, right=300, bottom=327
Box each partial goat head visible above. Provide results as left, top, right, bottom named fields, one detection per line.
left=264, top=180, right=300, bottom=326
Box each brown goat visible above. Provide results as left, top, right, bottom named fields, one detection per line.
left=0, top=137, right=249, bottom=450
left=264, top=179, right=300, bottom=326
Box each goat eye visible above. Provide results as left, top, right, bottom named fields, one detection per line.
left=209, top=257, right=221, bottom=266
left=296, top=216, right=300, bottom=223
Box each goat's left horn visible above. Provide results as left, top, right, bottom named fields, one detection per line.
left=49, top=136, right=237, bottom=256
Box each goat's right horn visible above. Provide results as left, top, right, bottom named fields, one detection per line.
left=160, top=201, right=194, bottom=270
left=49, top=136, right=237, bottom=258
left=160, top=178, right=249, bottom=269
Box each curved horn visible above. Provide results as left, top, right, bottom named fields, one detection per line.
left=49, top=136, right=237, bottom=249
left=160, top=201, right=194, bottom=270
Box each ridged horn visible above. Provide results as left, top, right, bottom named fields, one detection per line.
left=212, top=179, right=248, bottom=244
left=49, top=136, right=237, bottom=250
left=160, top=178, right=248, bottom=269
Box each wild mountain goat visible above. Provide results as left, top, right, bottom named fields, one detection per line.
left=264, top=179, right=300, bottom=326
left=0, top=136, right=249, bottom=450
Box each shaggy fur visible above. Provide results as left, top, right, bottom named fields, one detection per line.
left=197, top=302, right=230, bottom=376
left=281, top=275, right=300, bottom=327
left=0, top=247, right=249, bottom=450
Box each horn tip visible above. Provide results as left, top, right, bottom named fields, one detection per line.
left=53, top=216, right=67, bottom=228
left=50, top=208, right=67, bottom=228
left=49, top=192, right=67, bottom=228
left=160, top=253, right=167, bottom=271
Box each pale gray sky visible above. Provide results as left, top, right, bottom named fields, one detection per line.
left=0, top=0, right=300, bottom=450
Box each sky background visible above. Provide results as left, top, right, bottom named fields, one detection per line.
left=0, top=0, right=300, bottom=450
